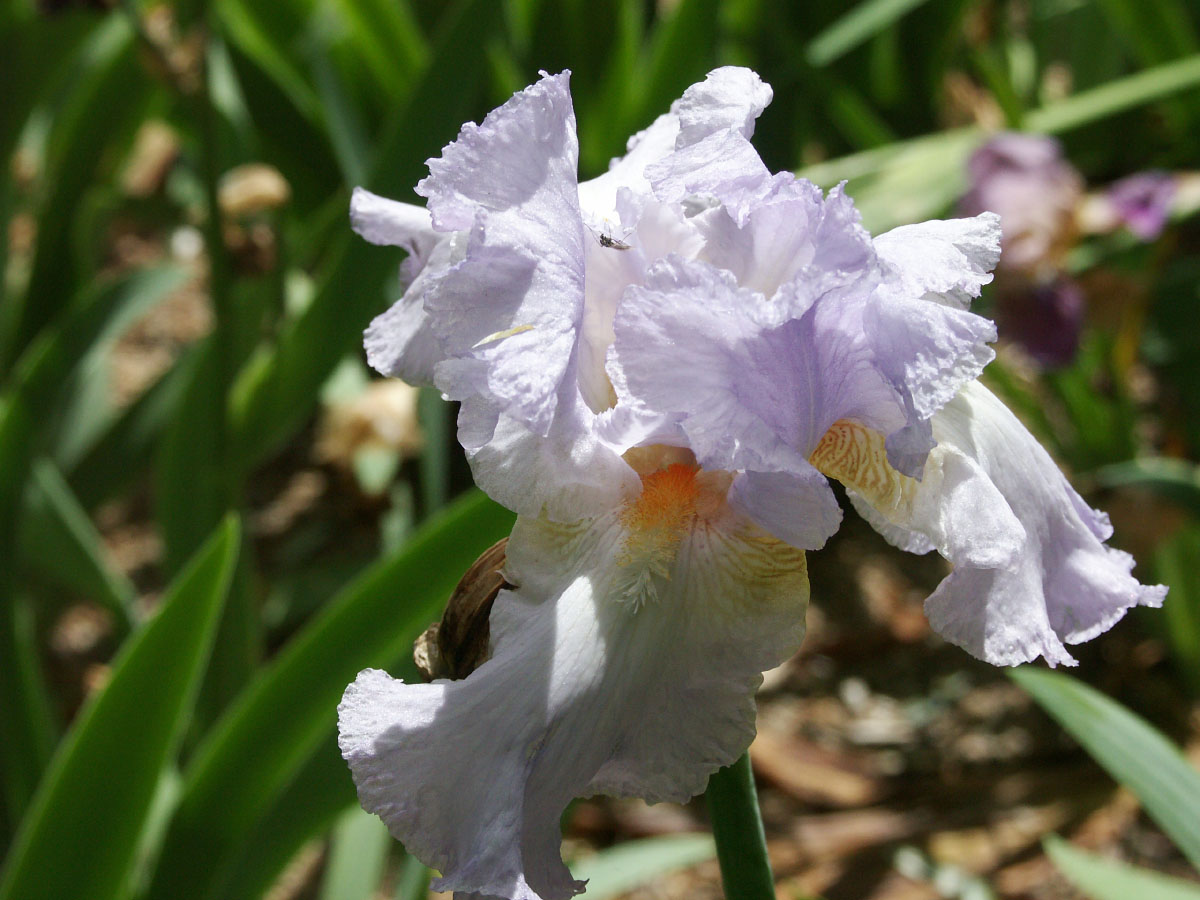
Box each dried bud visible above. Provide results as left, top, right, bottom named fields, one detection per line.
left=414, top=539, right=510, bottom=681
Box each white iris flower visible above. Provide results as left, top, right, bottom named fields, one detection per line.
left=338, top=69, right=1164, bottom=900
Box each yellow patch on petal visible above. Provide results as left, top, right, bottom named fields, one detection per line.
left=472, top=323, right=534, bottom=349
left=809, top=419, right=917, bottom=516
left=618, top=463, right=700, bottom=572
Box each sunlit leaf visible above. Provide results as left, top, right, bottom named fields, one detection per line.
left=0, top=516, right=239, bottom=900
left=144, top=490, right=514, bottom=900
left=1011, top=667, right=1200, bottom=871
left=1045, top=835, right=1200, bottom=900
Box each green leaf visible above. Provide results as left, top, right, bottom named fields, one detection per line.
left=1094, top=457, right=1200, bottom=520
left=806, top=0, right=934, bottom=67
left=0, top=516, right=240, bottom=900
left=1153, top=525, right=1200, bottom=695
left=1045, top=835, right=1200, bottom=900
left=229, top=0, right=503, bottom=469
left=317, top=806, right=391, bottom=900
left=144, top=490, right=514, bottom=900
left=66, top=343, right=199, bottom=511
left=1025, top=52, right=1200, bottom=134
left=215, top=736, right=355, bottom=900
left=22, top=458, right=138, bottom=635
left=570, top=834, right=718, bottom=900
left=0, top=268, right=184, bottom=828
left=155, top=338, right=233, bottom=577
left=393, top=856, right=431, bottom=900
left=3, top=16, right=154, bottom=371
left=634, top=0, right=718, bottom=140
left=802, top=53, right=1200, bottom=231
left=1010, top=667, right=1200, bottom=871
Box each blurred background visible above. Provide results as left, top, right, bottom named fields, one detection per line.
left=4, top=1, right=1200, bottom=899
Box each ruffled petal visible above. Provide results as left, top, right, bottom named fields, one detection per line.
left=350, top=187, right=438, bottom=255
left=610, top=254, right=904, bottom=547
left=728, top=469, right=843, bottom=550
left=863, top=296, right=997, bottom=421
left=644, top=68, right=775, bottom=220
left=339, top=475, right=808, bottom=900
left=413, top=71, right=587, bottom=435
left=695, top=178, right=878, bottom=303
left=459, top=393, right=640, bottom=521
left=814, top=384, right=1165, bottom=666
left=363, top=232, right=466, bottom=384
left=873, top=214, right=1001, bottom=309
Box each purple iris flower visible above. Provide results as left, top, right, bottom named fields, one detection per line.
left=961, top=132, right=1082, bottom=274
left=338, top=70, right=1164, bottom=900
left=1107, top=171, right=1176, bottom=241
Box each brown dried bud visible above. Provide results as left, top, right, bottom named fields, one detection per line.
left=414, top=538, right=510, bottom=681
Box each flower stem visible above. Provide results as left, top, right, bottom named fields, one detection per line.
left=705, top=752, right=775, bottom=900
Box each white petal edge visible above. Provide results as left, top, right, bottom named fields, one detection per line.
left=339, top=491, right=808, bottom=900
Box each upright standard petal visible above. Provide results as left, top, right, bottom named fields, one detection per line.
left=812, top=382, right=1165, bottom=666
left=414, top=71, right=587, bottom=436
left=339, top=466, right=808, bottom=900
left=610, top=255, right=905, bottom=549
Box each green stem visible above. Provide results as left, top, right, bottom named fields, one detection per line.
left=705, top=752, right=775, bottom=900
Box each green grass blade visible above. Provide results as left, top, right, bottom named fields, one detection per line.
left=806, top=0, right=933, bottom=67
left=22, top=458, right=139, bottom=635
left=1010, top=667, right=1200, bottom=871
left=0, top=590, right=58, bottom=837
left=570, top=834, right=718, bottom=900
left=1153, top=526, right=1200, bottom=695
left=393, top=854, right=432, bottom=900
left=229, top=0, right=503, bottom=469
left=215, top=736, right=355, bottom=900
left=3, top=16, right=153, bottom=371
left=1045, top=834, right=1200, bottom=900
left=66, top=343, right=198, bottom=511
left=0, top=515, right=240, bottom=900
left=1094, top=457, right=1200, bottom=519
left=1026, top=53, right=1200, bottom=134
left=144, top=490, right=514, bottom=900
left=317, top=806, right=391, bottom=900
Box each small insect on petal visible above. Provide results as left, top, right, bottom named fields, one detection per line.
left=598, top=233, right=632, bottom=251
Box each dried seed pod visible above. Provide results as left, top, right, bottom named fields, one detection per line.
left=414, top=538, right=510, bottom=681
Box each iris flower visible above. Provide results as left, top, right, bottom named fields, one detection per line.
left=338, top=69, right=1164, bottom=900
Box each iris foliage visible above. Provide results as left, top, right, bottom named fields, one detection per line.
left=3, top=1, right=1200, bottom=898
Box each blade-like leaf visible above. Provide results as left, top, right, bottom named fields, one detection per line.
left=3, top=16, right=153, bottom=370
left=1095, top=457, right=1200, bottom=520
left=144, top=490, right=514, bottom=900
left=1010, top=667, right=1200, bottom=871
left=0, top=516, right=240, bottom=900
left=228, top=0, right=503, bottom=469
left=1154, top=525, right=1200, bottom=694
left=806, top=0, right=933, bottom=67
left=317, top=806, right=391, bottom=900
left=22, top=458, right=138, bottom=634
left=0, top=268, right=185, bottom=827
left=1045, top=834, right=1200, bottom=900
left=569, top=834, right=718, bottom=900
left=802, top=53, right=1200, bottom=231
